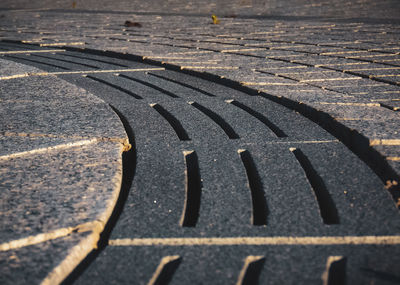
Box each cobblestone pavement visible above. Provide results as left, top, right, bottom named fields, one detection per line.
left=1, top=1, right=400, bottom=284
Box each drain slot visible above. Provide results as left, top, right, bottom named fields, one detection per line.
left=61, top=53, right=129, bottom=67
left=238, top=149, right=268, bottom=226
left=30, top=53, right=100, bottom=69
left=86, top=75, right=143, bottom=99
left=236, top=256, right=265, bottom=285
left=189, top=101, right=240, bottom=139
left=5, top=54, right=70, bottom=70
left=119, top=74, right=179, bottom=98
left=227, top=100, right=287, bottom=137
left=150, top=103, right=190, bottom=141
left=180, top=151, right=202, bottom=227
left=148, top=72, right=216, bottom=97
left=290, top=148, right=339, bottom=224
left=322, top=256, right=347, bottom=285
left=148, top=256, right=181, bottom=285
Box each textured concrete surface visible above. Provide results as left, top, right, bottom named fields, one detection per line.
left=1, top=0, right=400, bottom=284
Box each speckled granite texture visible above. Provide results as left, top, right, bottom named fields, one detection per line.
left=0, top=59, right=127, bottom=284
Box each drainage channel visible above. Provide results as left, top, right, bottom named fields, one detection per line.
left=2, top=41, right=400, bottom=284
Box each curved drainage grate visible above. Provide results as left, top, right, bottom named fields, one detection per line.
left=2, top=41, right=400, bottom=285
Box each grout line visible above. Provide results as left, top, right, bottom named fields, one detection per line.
left=0, top=49, right=66, bottom=54
left=0, top=137, right=129, bottom=160
left=370, top=139, right=400, bottom=146
left=109, top=235, right=400, bottom=246
left=387, top=157, right=400, bottom=161
left=0, top=139, right=99, bottom=160
left=0, top=221, right=103, bottom=251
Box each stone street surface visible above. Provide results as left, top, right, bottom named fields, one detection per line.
left=0, top=1, right=400, bottom=284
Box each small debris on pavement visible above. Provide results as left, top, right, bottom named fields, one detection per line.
left=211, top=14, right=220, bottom=24
left=385, top=180, right=398, bottom=189
left=124, top=21, right=142, bottom=27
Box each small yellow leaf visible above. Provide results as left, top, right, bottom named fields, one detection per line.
left=211, top=14, right=220, bottom=24
left=72, top=1, right=77, bottom=8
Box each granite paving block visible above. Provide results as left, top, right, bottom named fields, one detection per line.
left=0, top=57, right=41, bottom=78
left=0, top=141, right=122, bottom=244
left=0, top=76, right=126, bottom=140
left=0, top=135, right=90, bottom=157
left=0, top=231, right=93, bottom=285
left=0, top=99, right=124, bottom=139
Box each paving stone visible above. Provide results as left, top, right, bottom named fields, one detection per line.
left=0, top=141, right=122, bottom=244
left=0, top=57, right=40, bottom=78
left=0, top=76, right=126, bottom=139
left=0, top=231, right=92, bottom=285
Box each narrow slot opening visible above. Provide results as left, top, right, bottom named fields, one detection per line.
left=189, top=101, right=240, bottom=139
left=148, top=72, right=216, bottom=97
left=148, top=256, right=181, bottom=285
left=228, top=100, right=287, bottom=137
left=290, top=148, right=339, bottom=224
left=5, top=54, right=70, bottom=70
left=61, top=53, right=129, bottom=67
left=180, top=151, right=202, bottom=227
left=322, top=256, right=347, bottom=285
left=85, top=75, right=143, bottom=99
left=119, top=74, right=180, bottom=98
left=150, top=103, right=190, bottom=141
left=236, top=256, right=265, bottom=285
left=29, top=53, right=100, bottom=69
left=380, top=102, right=399, bottom=112
left=238, top=149, right=268, bottom=226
